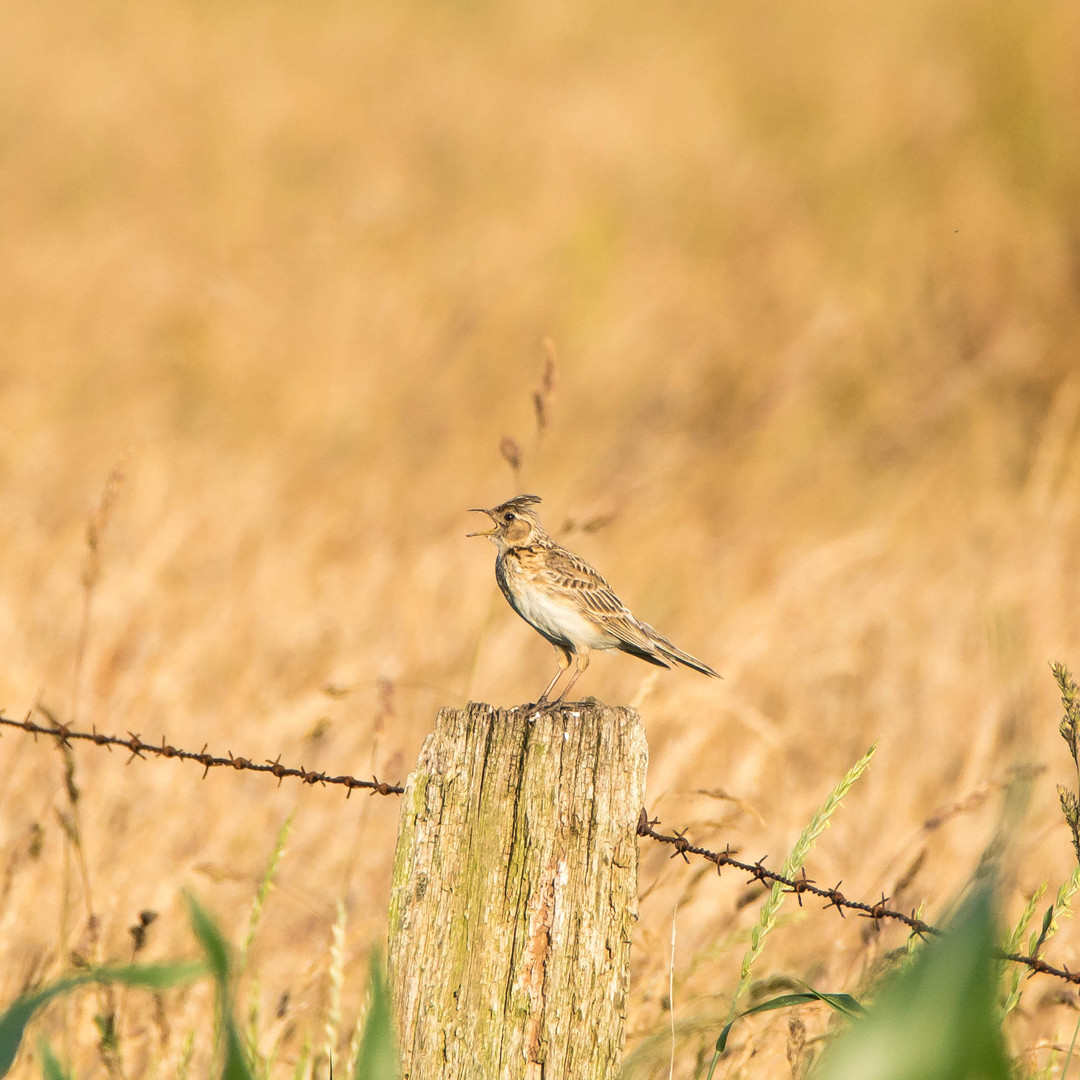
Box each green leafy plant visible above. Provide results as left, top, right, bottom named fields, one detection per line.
left=727, top=744, right=877, bottom=1021
left=36, top=1038, right=71, bottom=1080
left=814, top=881, right=1009, bottom=1080
left=712, top=985, right=864, bottom=1060
left=352, top=951, right=398, bottom=1080
left=0, top=961, right=203, bottom=1078
left=185, top=893, right=254, bottom=1080
left=1054, top=663, right=1080, bottom=865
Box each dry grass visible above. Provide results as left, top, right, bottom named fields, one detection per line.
left=1, top=0, right=1079, bottom=1075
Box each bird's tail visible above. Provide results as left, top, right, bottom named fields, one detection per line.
left=640, top=623, right=722, bottom=678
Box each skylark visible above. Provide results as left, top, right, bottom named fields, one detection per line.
left=468, top=494, right=721, bottom=704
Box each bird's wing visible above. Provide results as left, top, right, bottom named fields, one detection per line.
left=539, top=547, right=662, bottom=655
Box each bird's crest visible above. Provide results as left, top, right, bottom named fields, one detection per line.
left=491, top=494, right=543, bottom=516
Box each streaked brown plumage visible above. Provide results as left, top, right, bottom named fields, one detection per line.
left=468, top=494, right=721, bottom=704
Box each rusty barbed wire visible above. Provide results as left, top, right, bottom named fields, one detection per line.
left=0, top=712, right=403, bottom=796
left=636, top=808, right=1080, bottom=987
left=636, top=809, right=938, bottom=934
left=3, top=708, right=1075, bottom=986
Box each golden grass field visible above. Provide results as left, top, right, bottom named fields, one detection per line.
left=2, top=0, right=1080, bottom=1075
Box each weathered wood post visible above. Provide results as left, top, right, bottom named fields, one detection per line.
left=387, top=701, right=647, bottom=1080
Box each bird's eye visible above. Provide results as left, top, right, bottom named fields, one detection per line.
left=503, top=512, right=514, bottom=523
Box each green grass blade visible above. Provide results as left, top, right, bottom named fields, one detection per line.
left=0, top=963, right=203, bottom=1078
left=353, top=951, right=397, bottom=1080
left=794, top=985, right=865, bottom=1017
left=185, top=892, right=231, bottom=984
left=1004, top=867, right=1080, bottom=1017
left=175, top=1032, right=196, bottom=1080
left=239, top=811, right=294, bottom=974
left=221, top=1026, right=254, bottom=1080
left=1063, top=1011, right=1080, bottom=1080
left=1003, top=882, right=1046, bottom=958
left=36, top=1038, right=71, bottom=1080
left=714, top=989, right=864, bottom=1054
left=727, top=743, right=877, bottom=1021
left=90, top=963, right=206, bottom=989
left=183, top=893, right=255, bottom=1080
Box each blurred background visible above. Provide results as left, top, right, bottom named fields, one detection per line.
left=1, top=0, right=1079, bottom=1075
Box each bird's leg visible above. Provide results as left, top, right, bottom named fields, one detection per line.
left=555, top=648, right=590, bottom=703
left=536, top=645, right=573, bottom=705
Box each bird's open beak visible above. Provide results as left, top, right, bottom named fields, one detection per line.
left=466, top=509, right=496, bottom=537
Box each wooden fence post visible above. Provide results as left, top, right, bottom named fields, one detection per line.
left=387, top=701, right=648, bottom=1080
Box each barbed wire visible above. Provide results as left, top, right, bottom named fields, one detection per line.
left=637, top=808, right=938, bottom=934
left=636, top=809, right=1080, bottom=986
left=2, top=710, right=1075, bottom=986
left=0, top=712, right=403, bottom=796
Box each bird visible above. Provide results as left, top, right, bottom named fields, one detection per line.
left=468, top=494, right=720, bottom=705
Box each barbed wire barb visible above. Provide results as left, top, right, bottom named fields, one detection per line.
left=635, top=808, right=1080, bottom=987
left=0, top=711, right=405, bottom=796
